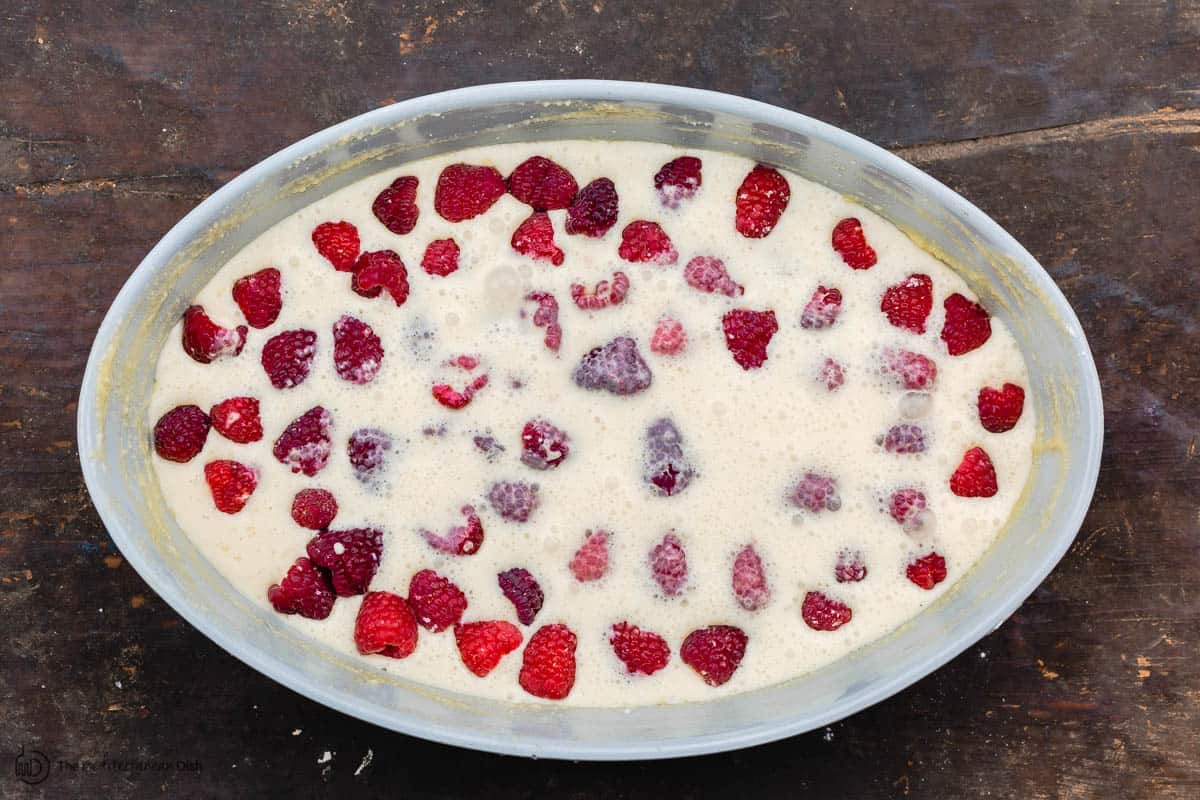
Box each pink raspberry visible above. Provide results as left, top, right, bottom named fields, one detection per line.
left=570, top=271, right=629, bottom=310
left=649, top=532, right=688, bottom=596
left=790, top=473, right=840, bottom=512
left=732, top=544, right=770, bottom=611
left=818, top=357, right=846, bottom=391
left=835, top=550, right=867, bottom=583
left=684, top=256, right=744, bottom=297
left=525, top=291, right=562, bottom=352
left=421, top=505, right=485, bottom=556
left=650, top=318, right=687, bottom=355
left=569, top=530, right=609, bottom=582
left=800, top=285, right=842, bottom=329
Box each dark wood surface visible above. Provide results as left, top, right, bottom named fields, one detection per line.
left=2, top=2, right=1198, bottom=797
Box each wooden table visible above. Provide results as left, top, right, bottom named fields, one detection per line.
left=2, top=2, right=1197, bottom=797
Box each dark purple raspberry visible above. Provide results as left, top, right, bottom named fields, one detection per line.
left=488, top=480, right=539, bottom=523
left=565, top=177, right=619, bottom=237
left=790, top=473, right=840, bottom=512
left=880, top=424, right=927, bottom=454
left=643, top=417, right=694, bottom=497
left=572, top=336, right=653, bottom=395
left=497, top=567, right=544, bottom=625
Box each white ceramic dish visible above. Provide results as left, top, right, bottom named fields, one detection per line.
left=77, top=80, right=1103, bottom=760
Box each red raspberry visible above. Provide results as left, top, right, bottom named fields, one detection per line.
left=268, top=557, right=335, bottom=620
left=371, top=175, right=419, bottom=235
left=880, top=348, right=938, bottom=390
left=650, top=318, right=686, bottom=355
left=880, top=423, right=927, bottom=454
left=434, top=163, right=506, bottom=222
left=498, top=567, right=544, bottom=625
left=203, top=459, right=257, bottom=514
left=209, top=396, right=262, bottom=444
left=291, top=488, right=338, bottom=530
left=306, top=527, right=383, bottom=596
left=454, top=620, right=523, bottom=677
left=573, top=336, right=653, bottom=395
left=735, top=164, right=790, bottom=238
left=312, top=220, right=360, bottom=271
left=352, top=250, right=410, bottom=306
left=232, top=267, right=282, bottom=329
left=618, top=220, right=678, bottom=265
left=950, top=446, right=999, bottom=497
left=644, top=417, right=694, bottom=497
left=181, top=305, right=247, bottom=364
left=421, top=238, right=460, bottom=277
left=421, top=505, right=485, bottom=555
left=906, top=551, right=948, bottom=590
left=732, top=544, right=770, bottom=611
left=881, top=273, right=933, bottom=333
left=488, top=481, right=539, bottom=523
left=520, top=419, right=570, bottom=470
left=654, top=155, right=702, bottom=208
left=790, top=473, right=840, bottom=512
left=354, top=591, right=418, bottom=658
left=570, top=271, right=629, bottom=310
left=832, top=217, right=878, bottom=270
left=507, top=155, right=578, bottom=211
left=818, top=357, right=846, bottom=391
left=649, top=532, right=688, bottom=596
left=684, top=256, right=744, bottom=297
left=978, top=383, right=1025, bottom=433
left=408, top=569, right=468, bottom=632
left=511, top=212, right=564, bottom=265
left=722, top=308, right=779, bottom=370
left=802, top=591, right=853, bottom=631
left=261, top=329, right=317, bottom=389
left=569, top=530, right=609, bottom=582
left=153, top=404, right=210, bottom=462
left=272, top=406, right=332, bottom=477
left=519, top=624, right=577, bottom=700
left=941, top=293, right=992, bottom=355
left=565, top=177, right=618, bottom=237
left=888, top=488, right=927, bottom=527
left=680, top=625, right=747, bottom=687
left=525, top=291, right=562, bottom=352
left=800, top=285, right=843, bottom=329
left=609, top=622, right=670, bottom=675
left=834, top=550, right=867, bottom=583
left=432, top=374, right=489, bottom=410
left=332, top=315, right=384, bottom=385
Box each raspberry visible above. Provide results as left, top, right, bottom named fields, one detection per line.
left=609, top=622, right=670, bottom=675
left=421, top=505, right=486, bottom=555
left=181, top=305, right=247, bottom=364
left=881, top=273, right=932, bottom=333
left=680, top=625, right=747, bottom=687
left=950, top=446, right=998, bottom=497
left=209, top=396, right=262, bottom=444
left=421, top=238, right=460, bottom=277
left=818, top=357, right=846, bottom=391
left=835, top=550, right=867, bottom=583
left=569, top=530, right=609, bottom=582
left=507, top=155, right=578, bottom=211
left=941, top=293, right=992, bottom=355
left=371, top=175, right=419, bottom=235
left=232, top=267, right=282, bottom=329
left=832, top=217, right=877, bottom=269
left=519, top=624, right=577, bottom=700
left=888, top=488, right=927, bottom=527
left=473, top=434, right=505, bottom=462
left=684, top=256, right=744, bottom=297
left=434, top=163, right=506, bottom=222
left=272, top=406, right=332, bottom=476
left=790, top=473, right=840, bottom=512
left=408, top=569, right=468, bottom=632
left=487, top=481, right=539, bottom=523
left=880, top=348, right=938, bottom=391
left=618, top=220, right=678, bottom=265
left=906, top=551, right=948, bottom=590
left=722, top=308, right=778, bottom=370
left=432, top=374, right=489, bottom=410
left=332, top=314, right=384, bottom=385
left=153, top=404, right=210, bottom=462
left=644, top=417, right=694, bottom=497
left=511, top=212, right=564, bottom=265
left=348, top=428, right=392, bottom=484
left=525, top=291, right=562, bottom=352
left=291, top=488, right=338, bottom=530
left=654, top=155, right=702, bottom=208
left=732, top=544, right=770, bottom=611
left=498, top=567, right=544, bottom=625
left=203, top=460, right=257, bottom=514
left=880, top=423, right=927, bottom=454
left=800, top=285, right=842, bottom=329
left=312, top=220, right=360, bottom=271
left=801, top=591, right=853, bottom=631
left=354, top=591, right=418, bottom=658
left=570, top=271, right=629, bottom=310
left=454, top=620, right=523, bottom=677
left=649, top=532, right=688, bottom=596
left=650, top=318, right=687, bottom=356
left=565, top=177, right=618, bottom=237
left=268, top=557, right=335, bottom=620
left=573, top=336, right=653, bottom=395
left=735, top=164, right=790, bottom=238
left=446, top=354, right=480, bottom=370
left=978, top=383, right=1025, bottom=433
left=261, top=329, right=317, bottom=389
left=306, top=527, right=383, bottom=596
left=352, top=250, right=410, bottom=306
left=520, top=419, right=570, bottom=470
